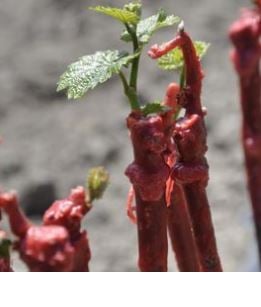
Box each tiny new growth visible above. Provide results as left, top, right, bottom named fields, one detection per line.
left=56, top=1, right=221, bottom=272
left=229, top=0, right=261, bottom=267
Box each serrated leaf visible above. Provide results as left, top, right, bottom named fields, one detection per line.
left=89, top=6, right=139, bottom=24
left=121, top=9, right=180, bottom=44
left=57, top=50, right=140, bottom=99
left=141, top=102, right=171, bottom=116
left=157, top=41, right=210, bottom=71
left=124, top=1, right=142, bottom=17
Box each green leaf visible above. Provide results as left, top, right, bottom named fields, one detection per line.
left=141, top=102, right=171, bottom=116
left=157, top=41, right=210, bottom=71
left=124, top=1, right=142, bottom=17
left=87, top=167, right=109, bottom=202
left=89, top=6, right=139, bottom=24
left=121, top=9, right=180, bottom=44
left=57, top=50, right=140, bottom=99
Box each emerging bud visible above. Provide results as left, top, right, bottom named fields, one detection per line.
left=87, top=167, right=109, bottom=202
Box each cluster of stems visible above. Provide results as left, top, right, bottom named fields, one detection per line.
left=125, top=25, right=222, bottom=271
left=229, top=1, right=261, bottom=266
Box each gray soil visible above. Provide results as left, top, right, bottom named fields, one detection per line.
left=0, top=0, right=258, bottom=271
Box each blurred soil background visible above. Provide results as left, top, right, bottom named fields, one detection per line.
left=0, top=0, right=258, bottom=271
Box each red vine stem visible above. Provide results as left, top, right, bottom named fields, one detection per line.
left=125, top=112, right=169, bottom=271
left=149, top=26, right=222, bottom=272
left=163, top=83, right=201, bottom=272
left=167, top=184, right=201, bottom=271
left=229, top=4, right=261, bottom=265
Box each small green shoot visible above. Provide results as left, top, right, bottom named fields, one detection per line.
left=121, top=9, right=180, bottom=44
left=57, top=1, right=180, bottom=114
left=87, top=167, right=110, bottom=202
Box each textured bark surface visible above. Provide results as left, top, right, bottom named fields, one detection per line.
left=125, top=112, right=169, bottom=271
left=167, top=184, right=200, bottom=272
left=135, top=193, right=168, bottom=272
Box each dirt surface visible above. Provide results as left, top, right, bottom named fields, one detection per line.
left=0, top=0, right=258, bottom=271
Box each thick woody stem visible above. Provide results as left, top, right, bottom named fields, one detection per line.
left=230, top=6, right=261, bottom=266
left=135, top=193, right=168, bottom=271
left=167, top=184, right=201, bottom=271
left=162, top=84, right=201, bottom=272
left=125, top=112, right=169, bottom=271
left=175, top=31, right=222, bottom=272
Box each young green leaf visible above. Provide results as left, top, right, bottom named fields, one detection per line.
left=57, top=50, right=140, bottom=99
left=141, top=102, right=171, bottom=116
left=124, top=1, right=142, bottom=17
left=157, top=41, right=210, bottom=71
left=89, top=6, right=139, bottom=25
left=121, top=9, right=180, bottom=44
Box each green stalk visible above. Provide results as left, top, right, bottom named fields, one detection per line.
left=125, top=23, right=141, bottom=103
left=129, top=36, right=141, bottom=90
left=119, top=71, right=140, bottom=110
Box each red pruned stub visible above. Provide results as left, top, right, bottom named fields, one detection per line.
left=0, top=191, right=17, bottom=210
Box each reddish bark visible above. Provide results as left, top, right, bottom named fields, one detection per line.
left=125, top=112, right=169, bottom=271
left=229, top=5, right=261, bottom=264
left=0, top=186, right=91, bottom=272
left=167, top=184, right=201, bottom=272
left=43, top=186, right=91, bottom=272
left=18, top=225, right=74, bottom=272
left=135, top=193, right=168, bottom=271
left=162, top=84, right=201, bottom=272
left=149, top=28, right=222, bottom=272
